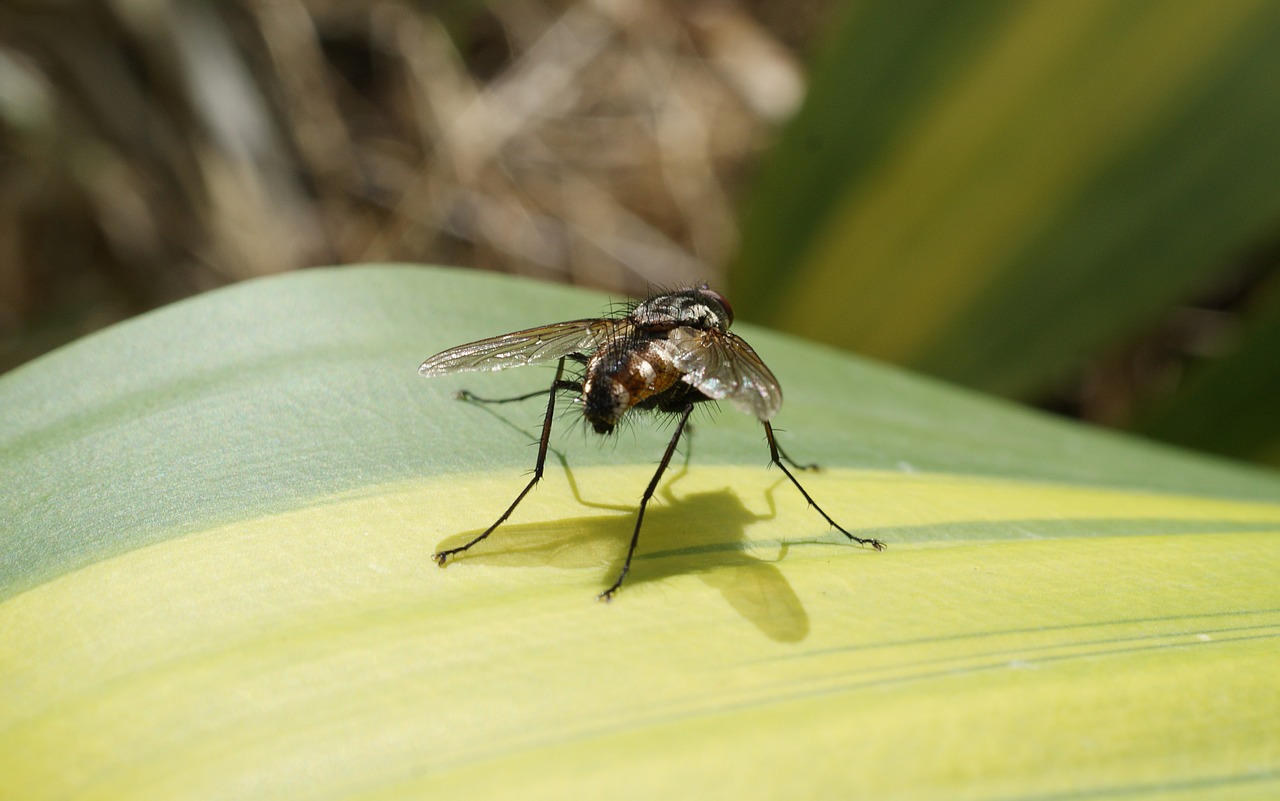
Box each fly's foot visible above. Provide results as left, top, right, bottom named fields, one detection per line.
left=849, top=535, right=886, bottom=551
left=598, top=571, right=628, bottom=602
left=833, top=524, right=885, bottom=551
left=433, top=550, right=456, bottom=567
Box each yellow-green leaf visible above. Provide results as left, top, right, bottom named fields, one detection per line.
left=2, top=266, right=1279, bottom=799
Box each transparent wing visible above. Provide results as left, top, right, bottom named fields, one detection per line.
left=419, top=318, right=622, bottom=377
left=669, top=328, right=783, bottom=421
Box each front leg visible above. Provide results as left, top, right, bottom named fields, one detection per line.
left=434, top=358, right=573, bottom=565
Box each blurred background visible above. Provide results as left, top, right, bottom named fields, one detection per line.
left=1, top=0, right=1278, bottom=467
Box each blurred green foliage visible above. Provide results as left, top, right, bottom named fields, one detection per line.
left=733, top=0, right=1280, bottom=466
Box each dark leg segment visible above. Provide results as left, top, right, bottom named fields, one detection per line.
left=773, top=439, right=819, bottom=472
left=434, top=358, right=569, bottom=566
left=599, top=404, right=696, bottom=601
left=763, top=421, right=884, bottom=550
left=457, top=379, right=581, bottom=405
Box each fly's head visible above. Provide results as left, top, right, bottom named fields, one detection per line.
left=632, top=285, right=734, bottom=333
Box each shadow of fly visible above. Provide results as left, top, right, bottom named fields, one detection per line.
left=419, top=285, right=884, bottom=600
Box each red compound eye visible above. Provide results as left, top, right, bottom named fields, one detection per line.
left=700, top=287, right=733, bottom=325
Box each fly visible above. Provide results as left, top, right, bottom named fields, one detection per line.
left=419, top=284, right=884, bottom=600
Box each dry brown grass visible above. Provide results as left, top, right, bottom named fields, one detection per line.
left=0, top=0, right=813, bottom=372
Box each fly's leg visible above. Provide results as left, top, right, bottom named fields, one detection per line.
left=773, top=438, right=819, bottom=472
left=457, top=379, right=581, bottom=405
left=763, top=421, right=885, bottom=551
left=434, top=358, right=571, bottom=566
left=599, top=404, right=696, bottom=601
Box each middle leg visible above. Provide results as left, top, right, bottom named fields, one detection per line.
left=599, top=404, right=696, bottom=601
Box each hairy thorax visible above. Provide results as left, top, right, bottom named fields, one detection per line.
left=582, top=338, right=684, bottom=434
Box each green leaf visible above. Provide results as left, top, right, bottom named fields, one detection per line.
left=2, top=266, right=1279, bottom=799
left=734, top=0, right=1280, bottom=398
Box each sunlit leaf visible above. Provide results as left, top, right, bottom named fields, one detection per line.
left=2, top=266, right=1278, bottom=799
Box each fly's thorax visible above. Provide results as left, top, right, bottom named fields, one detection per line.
left=582, top=338, right=683, bottom=434
left=632, top=288, right=731, bottom=333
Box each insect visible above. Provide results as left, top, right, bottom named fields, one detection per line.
left=419, top=284, right=884, bottom=600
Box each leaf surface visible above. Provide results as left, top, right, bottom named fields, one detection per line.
left=2, top=266, right=1278, bottom=799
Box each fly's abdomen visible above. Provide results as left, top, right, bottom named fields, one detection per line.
left=583, top=341, right=682, bottom=434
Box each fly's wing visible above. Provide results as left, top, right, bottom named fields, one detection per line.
left=419, top=318, right=622, bottom=377
left=668, top=328, right=783, bottom=421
